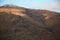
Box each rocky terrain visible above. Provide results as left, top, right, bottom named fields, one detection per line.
left=0, top=5, right=60, bottom=40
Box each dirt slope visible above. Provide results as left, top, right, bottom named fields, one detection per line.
left=0, top=5, right=60, bottom=40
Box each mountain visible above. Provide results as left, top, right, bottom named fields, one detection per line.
left=0, top=5, right=60, bottom=40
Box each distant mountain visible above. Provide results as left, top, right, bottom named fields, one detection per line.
left=0, top=5, right=60, bottom=40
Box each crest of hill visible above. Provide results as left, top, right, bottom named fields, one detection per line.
left=0, top=4, right=60, bottom=40
left=0, top=4, right=26, bottom=9
left=0, top=4, right=60, bottom=13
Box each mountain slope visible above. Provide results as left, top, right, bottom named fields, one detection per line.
left=0, top=5, right=60, bottom=40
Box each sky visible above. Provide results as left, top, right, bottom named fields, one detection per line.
left=0, top=0, right=60, bottom=12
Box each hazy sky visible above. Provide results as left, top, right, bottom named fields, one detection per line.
left=0, top=0, right=60, bottom=12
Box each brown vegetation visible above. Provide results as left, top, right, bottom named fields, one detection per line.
left=0, top=5, right=60, bottom=40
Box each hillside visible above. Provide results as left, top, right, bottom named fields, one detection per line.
left=0, top=5, right=60, bottom=40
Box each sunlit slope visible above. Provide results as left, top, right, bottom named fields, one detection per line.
left=0, top=5, right=60, bottom=40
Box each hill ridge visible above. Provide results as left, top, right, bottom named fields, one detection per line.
left=0, top=5, right=60, bottom=40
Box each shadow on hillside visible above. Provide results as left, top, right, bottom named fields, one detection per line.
left=24, top=9, right=46, bottom=24
left=0, top=12, right=60, bottom=40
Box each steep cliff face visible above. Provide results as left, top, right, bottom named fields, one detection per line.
left=0, top=5, right=60, bottom=40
